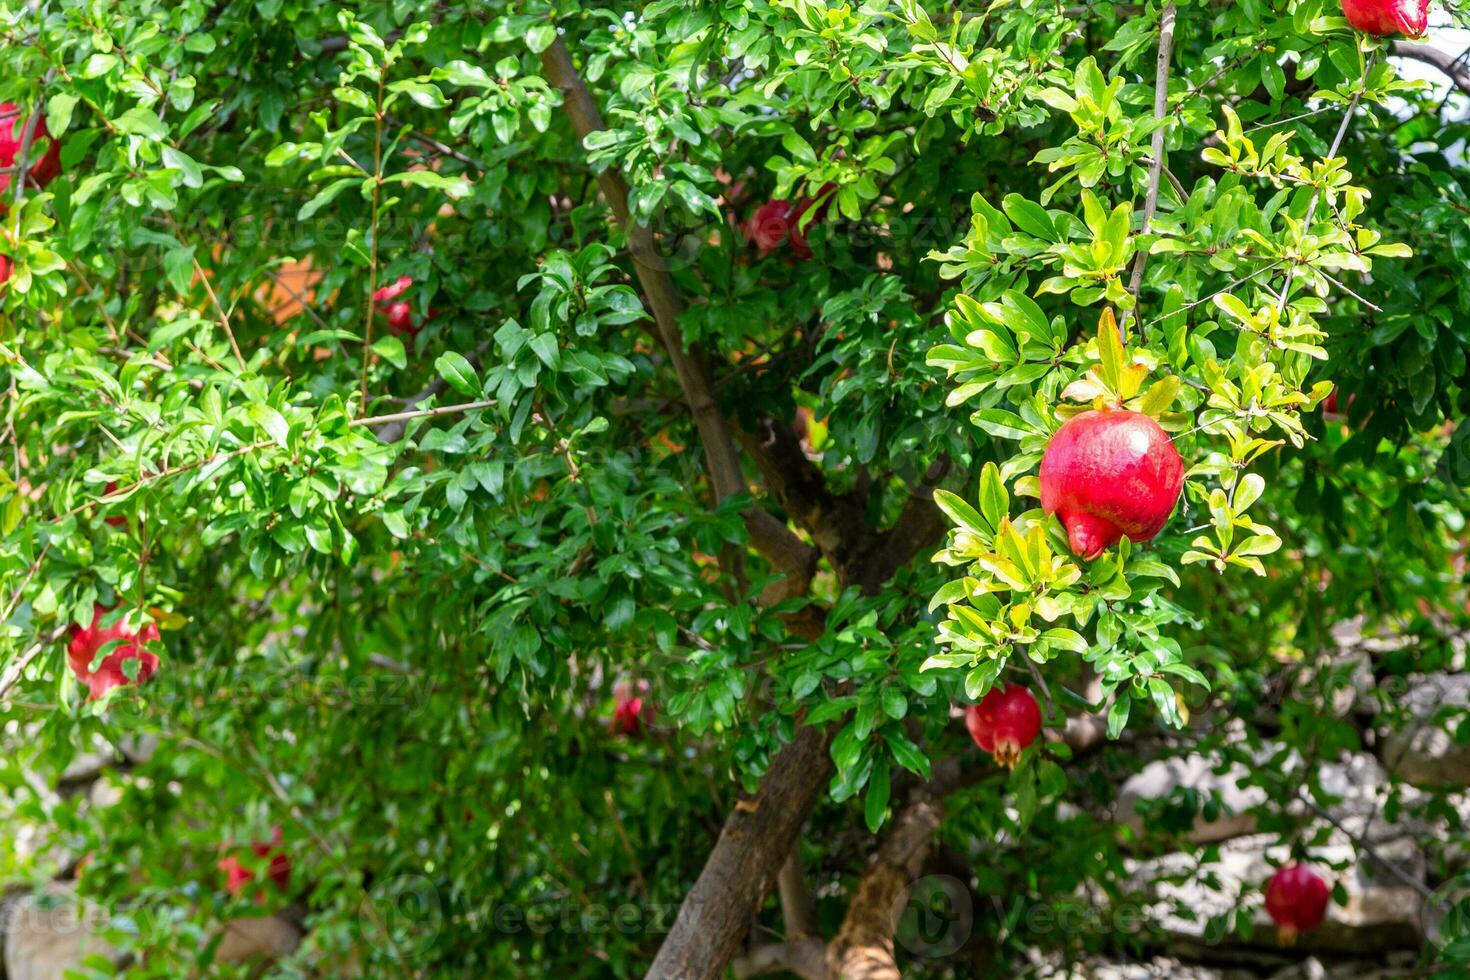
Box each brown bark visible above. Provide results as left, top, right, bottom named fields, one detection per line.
left=645, top=724, right=834, bottom=980
left=537, top=37, right=817, bottom=588
left=825, top=801, right=942, bottom=980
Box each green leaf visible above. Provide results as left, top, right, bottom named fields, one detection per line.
left=864, top=755, right=890, bottom=833
left=932, top=489, right=987, bottom=536
left=1106, top=697, right=1130, bottom=739
left=977, top=462, right=1008, bottom=531
left=434, top=352, right=480, bottom=397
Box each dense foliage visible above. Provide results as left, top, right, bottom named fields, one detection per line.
left=1, top=0, right=1467, bottom=976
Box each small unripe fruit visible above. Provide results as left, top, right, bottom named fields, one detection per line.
left=1265, top=863, right=1330, bottom=944
left=1039, top=409, right=1184, bottom=560
left=66, top=603, right=161, bottom=700
left=0, top=103, right=62, bottom=196
left=964, top=683, right=1042, bottom=768
left=1340, top=0, right=1429, bottom=37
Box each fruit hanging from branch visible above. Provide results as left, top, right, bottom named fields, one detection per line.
left=610, top=679, right=655, bottom=737
left=218, top=826, right=291, bottom=901
left=65, top=604, right=161, bottom=701
left=1264, top=862, right=1331, bottom=945
left=964, top=682, right=1041, bottom=768
left=1040, top=408, right=1184, bottom=560
left=1340, top=0, right=1430, bottom=37
left=0, top=103, right=62, bottom=196
left=742, top=182, right=837, bottom=260
left=373, top=275, right=425, bottom=337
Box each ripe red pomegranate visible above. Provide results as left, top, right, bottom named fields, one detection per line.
left=0, top=103, right=62, bottom=195
left=964, top=683, right=1042, bottom=768
left=1340, top=0, right=1429, bottom=36
left=373, top=275, right=423, bottom=336
left=743, top=199, right=797, bottom=255
left=1265, top=863, right=1330, bottom=944
left=0, top=253, right=10, bottom=289
left=1039, top=409, right=1184, bottom=560
left=610, top=679, right=655, bottom=737
left=219, top=826, right=291, bottom=899
left=743, top=183, right=837, bottom=259
left=66, top=603, right=161, bottom=700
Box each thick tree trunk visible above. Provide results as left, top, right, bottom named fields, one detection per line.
left=825, top=801, right=942, bottom=980
left=644, top=724, right=833, bottom=980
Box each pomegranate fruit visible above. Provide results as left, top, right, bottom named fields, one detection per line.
left=610, top=680, right=655, bottom=737
left=66, top=603, right=161, bottom=700
left=0, top=253, right=10, bottom=289
left=0, top=103, right=62, bottom=195
left=373, top=275, right=424, bottom=336
left=219, top=826, right=291, bottom=899
left=1264, top=862, right=1330, bottom=944
left=1340, top=0, right=1429, bottom=36
left=743, top=183, right=837, bottom=259
left=743, top=199, right=797, bottom=255
left=964, top=683, right=1042, bottom=768
left=1039, top=409, right=1184, bottom=560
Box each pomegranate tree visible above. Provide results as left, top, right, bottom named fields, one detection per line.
left=1340, top=0, right=1430, bottom=36
left=1264, top=862, right=1331, bottom=944
left=964, top=683, right=1042, bottom=768
left=1039, top=408, right=1184, bottom=560
left=66, top=604, right=161, bottom=701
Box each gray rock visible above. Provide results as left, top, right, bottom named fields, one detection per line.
left=215, top=914, right=302, bottom=964
left=1126, top=833, right=1425, bottom=956
left=2, top=883, right=118, bottom=980
left=1379, top=674, right=1470, bottom=787
left=1117, top=754, right=1267, bottom=844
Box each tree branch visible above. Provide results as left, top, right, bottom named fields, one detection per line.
left=1122, top=2, right=1179, bottom=331
left=825, top=801, right=942, bottom=980
left=777, top=845, right=820, bottom=940
left=537, top=36, right=814, bottom=584
left=1391, top=40, right=1470, bottom=99
left=645, top=724, right=834, bottom=980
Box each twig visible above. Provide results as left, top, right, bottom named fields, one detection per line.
left=0, top=625, right=67, bottom=702
left=1295, top=791, right=1434, bottom=902
left=58, top=399, right=494, bottom=522
left=1122, top=2, right=1179, bottom=333
left=1273, top=52, right=1377, bottom=317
